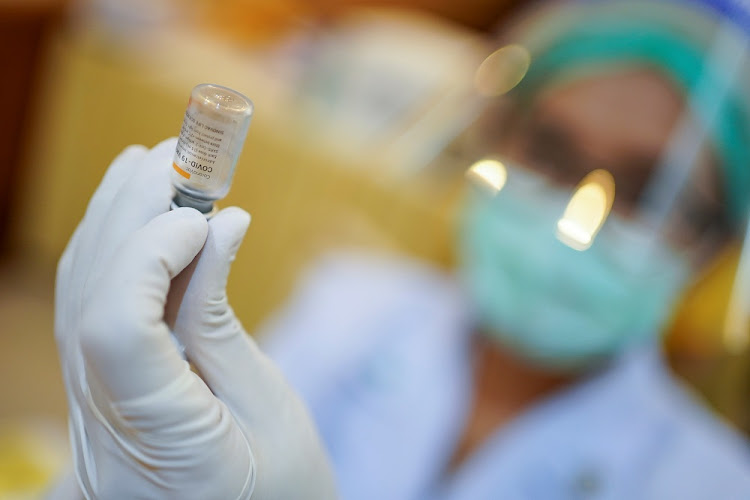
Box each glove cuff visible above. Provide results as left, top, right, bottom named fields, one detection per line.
left=233, top=426, right=256, bottom=500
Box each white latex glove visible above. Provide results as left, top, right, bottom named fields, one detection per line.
left=54, top=138, right=337, bottom=499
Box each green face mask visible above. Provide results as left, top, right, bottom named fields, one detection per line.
left=458, top=168, right=692, bottom=371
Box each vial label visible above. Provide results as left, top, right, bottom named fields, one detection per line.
left=173, top=100, right=235, bottom=191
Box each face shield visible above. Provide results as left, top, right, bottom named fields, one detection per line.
left=456, top=0, right=750, bottom=370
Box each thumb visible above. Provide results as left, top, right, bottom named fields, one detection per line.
left=167, top=206, right=251, bottom=335
left=165, top=207, right=250, bottom=316
left=168, top=207, right=270, bottom=406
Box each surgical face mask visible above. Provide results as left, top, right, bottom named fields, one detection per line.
left=458, top=167, right=693, bottom=371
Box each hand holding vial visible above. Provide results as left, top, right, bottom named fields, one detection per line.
left=51, top=87, right=336, bottom=499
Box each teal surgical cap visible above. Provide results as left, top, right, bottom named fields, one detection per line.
left=505, top=0, right=750, bottom=223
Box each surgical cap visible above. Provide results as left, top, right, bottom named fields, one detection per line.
left=505, top=0, right=750, bottom=223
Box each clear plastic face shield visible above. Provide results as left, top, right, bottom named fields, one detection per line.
left=456, top=1, right=750, bottom=370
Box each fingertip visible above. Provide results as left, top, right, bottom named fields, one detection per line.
left=139, top=137, right=178, bottom=176
left=172, top=206, right=204, bottom=218
left=143, top=137, right=178, bottom=177
left=170, top=206, right=209, bottom=233
left=95, top=207, right=208, bottom=303
left=118, top=144, right=149, bottom=159
left=113, top=138, right=178, bottom=216
left=98, top=144, right=148, bottom=188
left=209, top=207, right=251, bottom=252
left=152, top=137, right=179, bottom=152
left=82, top=144, right=150, bottom=225
left=213, top=206, right=251, bottom=231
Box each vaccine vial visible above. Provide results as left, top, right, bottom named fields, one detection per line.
left=171, top=83, right=253, bottom=216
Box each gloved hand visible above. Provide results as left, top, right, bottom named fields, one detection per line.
left=54, top=138, right=337, bottom=499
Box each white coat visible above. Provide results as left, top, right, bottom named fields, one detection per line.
left=261, top=252, right=750, bottom=500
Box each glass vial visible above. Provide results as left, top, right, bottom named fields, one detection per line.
left=171, top=83, right=253, bottom=216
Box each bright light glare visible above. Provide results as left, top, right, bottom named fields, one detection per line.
left=556, top=170, right=615, bottom=251
left=723, top=215, right=750, bottom=354
left=723, top=306, right=750, bottom=354
left=465, top=159, right=507, bottom=195
left=474, top=44, right=531, bottom=97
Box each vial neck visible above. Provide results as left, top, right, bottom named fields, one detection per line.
left=172, top=191, right=215, bottom=215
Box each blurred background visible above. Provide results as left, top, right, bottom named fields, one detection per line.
left=1, top=0, right=749, bottom=496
